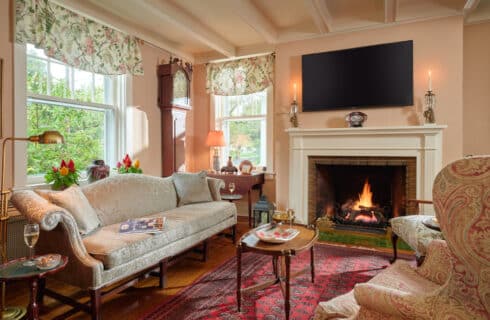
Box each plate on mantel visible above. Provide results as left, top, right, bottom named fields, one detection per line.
left=255, top=227, right=299, bottom=244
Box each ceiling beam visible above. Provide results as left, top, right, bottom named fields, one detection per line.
left=384, top=0, right=397, bottom=23
left=51, top=0, right=194, bottom=62
left=463, top=0, right=480, bottom=16
left=229, top=0, right=278, bottom=44
left=304, top=0, right=333, bottom=34
left=142, top=0, right=236, bottom=57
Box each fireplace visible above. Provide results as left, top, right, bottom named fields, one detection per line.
left=287, top=126, right=445, bottom=224
left=310, top=157, right=416, bottom=233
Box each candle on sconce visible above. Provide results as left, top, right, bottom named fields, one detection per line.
left=293, top=83, right=297, bottom=101
left=428, top=70, right=432, bottom=91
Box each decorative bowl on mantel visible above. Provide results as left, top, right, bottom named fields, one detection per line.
left=345, top=111, right=367, bottom=127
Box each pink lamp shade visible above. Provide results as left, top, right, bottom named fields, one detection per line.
left=206, top=130, right=226, bottom=147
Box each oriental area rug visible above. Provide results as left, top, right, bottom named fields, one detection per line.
left=140, top=244, right=405, bottom=320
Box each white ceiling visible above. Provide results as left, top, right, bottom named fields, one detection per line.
left=53, top=0, right=490, bottom=63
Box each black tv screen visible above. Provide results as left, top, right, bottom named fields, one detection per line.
left=302, top=40, right=413, bottom=111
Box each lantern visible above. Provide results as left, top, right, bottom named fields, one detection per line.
left=253, top=195, right=274, bottom=227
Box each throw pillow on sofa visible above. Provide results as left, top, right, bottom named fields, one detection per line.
left=172, top=171, right=213, bottom=206
left=48, top=185, right=101, bottom=235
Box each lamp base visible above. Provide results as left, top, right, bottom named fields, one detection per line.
left=2, top=306, right=27, bottom=320
left=212, top=155, right=221, bottom=172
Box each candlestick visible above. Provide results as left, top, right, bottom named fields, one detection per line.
left=293, top=83, right=297, bottom=101
left=428, top=70, right=432, bottom=91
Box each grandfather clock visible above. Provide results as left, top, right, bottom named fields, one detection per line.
left=157, top=58, right=192, bottom=177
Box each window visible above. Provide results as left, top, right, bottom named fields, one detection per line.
left=22, top=44, right=126, bottom=184
left=213, top=88, right=272, bottom=170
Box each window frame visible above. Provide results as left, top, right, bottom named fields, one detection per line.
left=14, top=43, right=129, bottom=187
left=210, top=87, right=273, bottom=172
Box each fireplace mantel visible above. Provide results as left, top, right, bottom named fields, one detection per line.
left=287, top=125, right=447, bottom=224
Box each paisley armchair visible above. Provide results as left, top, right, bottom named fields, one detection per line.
left=315, top=156, right=490, bottom=319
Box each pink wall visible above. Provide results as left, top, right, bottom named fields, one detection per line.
left=273, top=16, right=464, bottom=209
left=190, top=64, right=211, bottom=172
left=130, top=44, right=170, bottom=176
left=463, top=22, right=490, bottom=156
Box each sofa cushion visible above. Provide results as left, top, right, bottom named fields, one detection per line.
left=48, top=185, right=101, bottom=235
left=83, top=201, right=236, bottom=269
left=82, top=174, right=177, bottom=226
left=390, top=215, right=443, bottom=256
left=172, top=171, right=213, bottom=206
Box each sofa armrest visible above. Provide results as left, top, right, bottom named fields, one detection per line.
left=207, top=177, right=225, bottom=201
left=11, top=190, right=104, bottom=288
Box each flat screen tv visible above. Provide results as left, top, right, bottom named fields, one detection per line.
left=302, top=40, right=413, bottom=111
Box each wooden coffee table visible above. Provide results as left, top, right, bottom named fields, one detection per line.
left=236, top=223, right=318, bottom=320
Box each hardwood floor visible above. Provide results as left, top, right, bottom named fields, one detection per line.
left=5, top=218, right=250, bottom=319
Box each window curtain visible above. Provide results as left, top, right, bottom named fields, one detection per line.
left=206, top=54, right=274, bottom=96
left=15, top=0, right=144, bottom=76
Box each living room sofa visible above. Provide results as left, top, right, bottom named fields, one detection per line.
left=11, top=173, right=237, bottom=319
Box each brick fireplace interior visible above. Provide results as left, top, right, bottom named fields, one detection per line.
left=308, top=156, right=416, bottom=234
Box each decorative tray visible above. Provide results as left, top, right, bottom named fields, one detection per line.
left=255, top=227, right=299, bottom=244
left=35, top=254, right=61, bottom=270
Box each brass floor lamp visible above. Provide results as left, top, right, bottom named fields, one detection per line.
left=1, top=130, right=64, bottom=320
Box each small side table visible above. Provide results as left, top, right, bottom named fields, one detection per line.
left=0, top=256, right=68, bottom=320
left=221, top=194, right=243, bottom=202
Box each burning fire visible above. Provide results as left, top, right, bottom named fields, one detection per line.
left=354, top=212, right=378, bottom=223
left=353, top=179, right=374, bottom=210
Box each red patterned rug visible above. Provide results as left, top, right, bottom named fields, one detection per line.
left=140, top=244, right=401, bottom=320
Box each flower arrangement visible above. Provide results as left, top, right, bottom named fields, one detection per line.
left=116, top=154, right=142, bottom=174
left=45, top=159, right=79, bottom=190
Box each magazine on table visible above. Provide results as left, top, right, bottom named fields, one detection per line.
left=119, top=217, right=166, bottom=234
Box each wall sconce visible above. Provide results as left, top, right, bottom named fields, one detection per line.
left=289, top=83, right=299, bottom=128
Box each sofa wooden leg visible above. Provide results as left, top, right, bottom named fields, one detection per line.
left=159, top=259, right=167, bottom=289
left=390, top=232, right=398, bottom=264
left=231, top=225, right=237, bottom=244
left=202, top=240, right=208, bottom=262
left=416, top=255, right=425, bottom=266
left=89, top=288, right=102, bottom=320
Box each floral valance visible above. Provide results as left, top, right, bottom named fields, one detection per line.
left=206, top=54, right=274, bottom=96
left=16, top=0, right=144, bottom=76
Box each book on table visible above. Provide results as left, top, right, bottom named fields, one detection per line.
left=119, top=217, right=166, bottom=234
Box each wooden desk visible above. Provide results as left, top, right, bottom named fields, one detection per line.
left=207, top=172, right=265, bottom=227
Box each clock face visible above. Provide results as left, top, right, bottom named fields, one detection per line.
left=172, top=69, right=189, bottom=106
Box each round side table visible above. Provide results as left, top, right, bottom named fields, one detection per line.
left=0, top=255, right=68, bottom=320
left=221, top=194, right=243, bottom=202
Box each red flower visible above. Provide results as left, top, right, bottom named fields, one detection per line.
left=123, top=154, right=132, bottom=167
left=68, top=159, right=75, bottom=172
left=52, top=166, right=58, bottom=173
left=60, top=159, right=67, bottom=168
left=116, top=161, right=122, bottom=169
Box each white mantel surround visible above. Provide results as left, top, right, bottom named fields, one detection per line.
left=287, top=125, right=447, bottom=224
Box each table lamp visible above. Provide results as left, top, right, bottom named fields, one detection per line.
left=1, top=130, right=64, bottom=320
left=205, top=130, right=225, bottom=172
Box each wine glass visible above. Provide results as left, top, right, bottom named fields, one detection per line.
left=228, top=182, right=236, bottom=194
left=23, top=223, right=40, bottom=266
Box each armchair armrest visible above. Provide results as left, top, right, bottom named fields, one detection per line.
left=207, top=177, right=225, bottom=201
left=406, top=199, right=433, bottom=214
left=416, top=239, right=451, bottom=284
left=11, top=190, right=104, bottom=288
left=354, top=283, right=415, bottom=318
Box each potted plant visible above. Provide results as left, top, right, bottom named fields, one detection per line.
left=45, top=159, right=79, bottom=190
left=116, top=154, right=142, bottom=174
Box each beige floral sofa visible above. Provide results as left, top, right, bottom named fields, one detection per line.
left=315, top=156, right=490, bottom=319
left=11, top=172, right=237, bottom=319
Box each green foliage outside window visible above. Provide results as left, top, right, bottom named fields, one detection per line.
left=26, top=53, right=107, bottom=177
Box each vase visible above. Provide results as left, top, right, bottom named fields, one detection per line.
left=87, top=160, right=110, bottom=183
